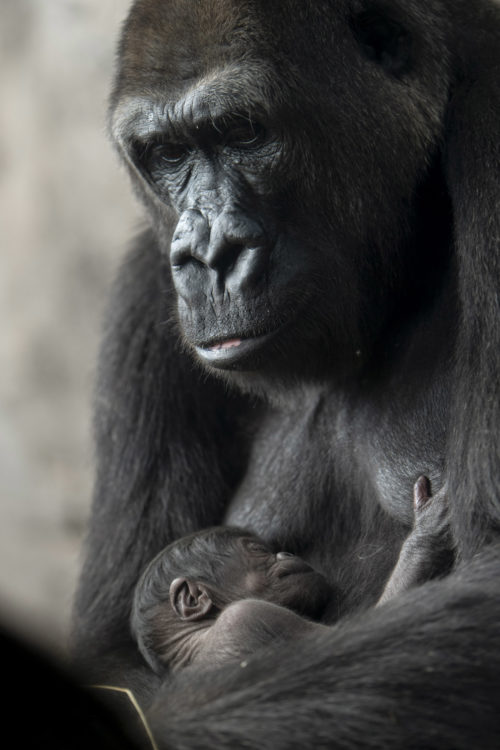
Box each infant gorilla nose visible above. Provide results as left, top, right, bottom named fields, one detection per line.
left=276, top=551, right=295, bottom=560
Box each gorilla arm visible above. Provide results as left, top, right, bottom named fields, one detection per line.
left=70, top=238, right=251, bottom=688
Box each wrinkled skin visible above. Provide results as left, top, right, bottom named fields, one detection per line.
left=72, top=1, right=500, bottom=748
left=213, top=535, right=336, bottom=615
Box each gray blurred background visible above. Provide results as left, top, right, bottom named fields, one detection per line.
left=0, top=0, right=142, bottom=657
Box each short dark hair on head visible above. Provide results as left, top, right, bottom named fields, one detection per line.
left=131, top=526, right=251, bottom=673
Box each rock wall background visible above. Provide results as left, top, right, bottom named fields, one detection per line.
left=0, top=0, right=142, bottom=657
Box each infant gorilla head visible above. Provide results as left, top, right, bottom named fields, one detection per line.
left=131, top=527, right=334, bottom=673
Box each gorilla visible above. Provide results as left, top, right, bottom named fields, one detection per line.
left=72, top=0, right=500, bottom=747
left=131, top=481, right=450, bottom=675
left=131, top=526, right=336, bottom=674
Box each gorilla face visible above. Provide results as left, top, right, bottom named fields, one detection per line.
left=130, top=103, right=310, bottom=371
left=111, top=0, right=451, bottom=378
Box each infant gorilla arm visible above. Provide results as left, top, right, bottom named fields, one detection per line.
left=132, top=481, right=453, bottom=673
left=201, top=599, right=326, bottom=668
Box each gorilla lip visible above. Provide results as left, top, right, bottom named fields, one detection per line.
left=195, top=331, right=277, bottom=368
left=208, top=338, right=242, bottom=351
left=276, top=559, right=315, bottom=577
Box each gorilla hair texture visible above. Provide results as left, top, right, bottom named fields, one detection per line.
left=72, top=1, right=500, bottom=748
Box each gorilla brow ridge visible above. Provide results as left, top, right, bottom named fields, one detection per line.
left=111, top=63, right=280, bottom=147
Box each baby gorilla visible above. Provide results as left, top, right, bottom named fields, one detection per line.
left=132, top=477, right=453, bottom=674
left=131, top=526, right=335, bottom=673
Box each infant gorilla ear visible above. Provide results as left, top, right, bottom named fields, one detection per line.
left=169, top=578, right=214, bottom=621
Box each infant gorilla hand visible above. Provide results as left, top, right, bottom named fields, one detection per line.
left=378, top=476, right=455, bottom=605
left=201, top=598, right=326, bottom=668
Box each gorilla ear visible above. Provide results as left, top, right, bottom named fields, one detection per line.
left=169, top=578, right=214, bottom=621
left=444, top=44, right=500, bottom=553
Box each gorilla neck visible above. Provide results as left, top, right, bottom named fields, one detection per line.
left=199, top=243, right=455, bottom=408
left=212, top=281, right=455, bottom=411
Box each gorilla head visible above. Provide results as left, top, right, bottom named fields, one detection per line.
left=110, top=0, right=451, bottom=382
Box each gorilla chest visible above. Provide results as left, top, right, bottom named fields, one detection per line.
left=225, top=415, right=324, bottom=538
left=224, top=404, right=333, bottom=545
left=224, top=390, right=446, bottom=557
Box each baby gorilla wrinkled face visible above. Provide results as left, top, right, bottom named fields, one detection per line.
left=132, top=528, right=337, bottom=673
left=220, top=536, right=333, bottom=619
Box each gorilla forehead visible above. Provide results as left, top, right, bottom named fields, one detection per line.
left=113, top=0, right=451, bottom=196
left=115, top=0, right=451, bottom=101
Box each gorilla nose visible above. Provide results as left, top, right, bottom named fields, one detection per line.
left=276, top=551, right=295, bottom=560
left=170, top=209, right=270, bottom=296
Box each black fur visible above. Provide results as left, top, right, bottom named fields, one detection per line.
left=72, top=0, right=500, bottom=746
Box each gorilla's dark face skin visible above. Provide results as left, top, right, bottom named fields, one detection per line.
left=111, top=0, right=450, bottom=382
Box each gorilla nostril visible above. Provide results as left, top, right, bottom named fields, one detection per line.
left=218, top=243, right=245, bottom=274
left=170, top=241, right=192, bottom=268
left=170, top=210, right=271, bottom=296
left=170, top=209, right=211, bottom=269
left=188, top=257, right=207, bottom=272
left=171, top=242, right=209, bottom=270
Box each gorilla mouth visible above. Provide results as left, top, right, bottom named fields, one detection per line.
left=207, top=338, right=242, bottom=351
left=276, top=559, right=315, bottom=577
left=195, top=330, right=278, bottom=369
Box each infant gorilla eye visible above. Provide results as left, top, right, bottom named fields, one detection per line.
left=244, top=539, right=271, bottom=554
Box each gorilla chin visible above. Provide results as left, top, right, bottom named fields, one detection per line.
left=178, top=282, right=317, bottom=373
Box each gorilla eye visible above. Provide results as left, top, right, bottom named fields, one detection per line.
left=244, top=540, right=269, bottom=554
left=225, top=121, right=266, bottom=150
left=134, top=138, right=189, bottom=180
left=351, top=8, right=412, bottom=76
left=147, top=140, right=189, bottom=166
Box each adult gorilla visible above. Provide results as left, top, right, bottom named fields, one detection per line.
left=72, top=0, right=500, bottom=747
